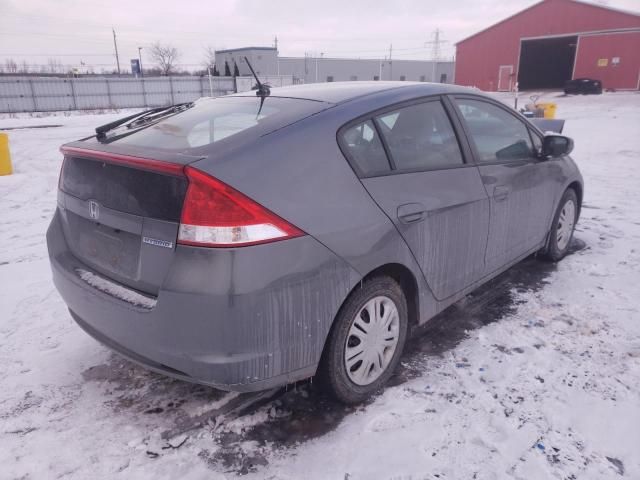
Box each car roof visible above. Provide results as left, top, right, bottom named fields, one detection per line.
left=232, top=81, right=476, bottom=104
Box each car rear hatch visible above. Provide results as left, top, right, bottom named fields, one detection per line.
left=56, top=95, right=330, bottom=296
left=57, top=146, right=197, bottom=296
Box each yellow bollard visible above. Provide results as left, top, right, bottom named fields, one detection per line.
left=0, top=132, right=13, bottom=175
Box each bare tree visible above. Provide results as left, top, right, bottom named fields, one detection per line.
left=4, top=58, right=18, bottom=73
left=202, top=45, right=216, bottom=71
left=20, top=60, right=29, bottom=74
left=150, top=42, right=180, bottom=75
left=47, top=58, right=63, bottom=74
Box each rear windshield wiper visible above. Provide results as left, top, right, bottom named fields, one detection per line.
left=95, top=102, right=194, bottom=140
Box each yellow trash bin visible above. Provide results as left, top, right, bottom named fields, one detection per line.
left=0, top=132, right=13, bottom=176
left=535, top=102, right=557, bottom=119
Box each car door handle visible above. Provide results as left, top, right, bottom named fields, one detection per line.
left=493, top=186, right=510, bottom=202
left=397, top=203, right=426, bottom=224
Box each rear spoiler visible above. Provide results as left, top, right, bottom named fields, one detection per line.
left=529, top=118, right=565, bottom=134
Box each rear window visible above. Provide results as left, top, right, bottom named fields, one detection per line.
left=106, top=96, right=327, bottom=151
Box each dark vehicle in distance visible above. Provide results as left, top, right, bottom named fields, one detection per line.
left=564, top=78, right=603, bottom=95
left=47, top=82, right=582, bottom=404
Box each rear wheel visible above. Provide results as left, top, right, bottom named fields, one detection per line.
left=318, top=276, right=408, bottom=404
left=542, top=188, right=578, bottom=262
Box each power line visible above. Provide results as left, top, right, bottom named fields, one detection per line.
left=0, top=53, right=116, bottom=57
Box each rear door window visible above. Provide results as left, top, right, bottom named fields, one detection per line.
left=340, top=120, right=391, bottom=176
left=454, top=98, right=535, bottom=162
left=374, top=100, right=464, bottom=171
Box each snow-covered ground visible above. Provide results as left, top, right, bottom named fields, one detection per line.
left=1, top=92, right=639, bottom=479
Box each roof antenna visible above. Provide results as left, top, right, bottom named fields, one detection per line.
left=244, top=56, right=270, bottom=119
left=244, top=56, right=270, bottom=97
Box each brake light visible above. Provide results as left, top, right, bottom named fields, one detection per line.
left=60, top=146, right=185, bottom=176
left=178, top=166, right=304, bottom=247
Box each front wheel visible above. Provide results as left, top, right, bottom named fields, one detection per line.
left=318, top=276, right=408, bottom=404
left=542, top=188, right=578, bottom=262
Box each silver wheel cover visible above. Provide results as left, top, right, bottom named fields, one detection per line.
left=556, top=199, right=576, bottom=251
left=344, top=295, right=400, bottom=386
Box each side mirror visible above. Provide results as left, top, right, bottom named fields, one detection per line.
left=542, top=135, right=574, bottom=158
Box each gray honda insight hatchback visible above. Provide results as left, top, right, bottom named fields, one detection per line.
left=47, top=82, right=582, bottom=403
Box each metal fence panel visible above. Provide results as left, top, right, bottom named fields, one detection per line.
left=0, top=75, right=295, bottom=113
left=143, top=78, right=169, bottom=93
left=107, top=79, right=144, bottom=108
left=1, top=78, right=31, bottom=96
left=72, top=79, right=110, bottom=109
left=146, top=92, right=172, bottom=107
left=31, top=78, right=75, bottom=111
left=2, top=96, right=35, bottom=113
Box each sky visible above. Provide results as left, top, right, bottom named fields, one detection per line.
left=1, top=0, right=639, bottom=72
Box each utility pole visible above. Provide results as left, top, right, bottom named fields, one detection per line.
left=389, top=44, right=393, bottom=80
left=313, top=52, right=324, bottom=83
left=425, top=28, right=447, bottom=82
left=274, top=35, right=279, bottom=76
left=112, top=28, right=121, bottom=75
left=138, top=47, right=144, bottom=78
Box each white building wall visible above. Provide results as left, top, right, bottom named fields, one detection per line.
left=215, top=47, right=455, bottom=84
left=215, top=48, right=278, bottom=76
left=276, top=57, right=455, bottom=83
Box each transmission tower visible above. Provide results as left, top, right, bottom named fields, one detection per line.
left=424, top=29, right=447, bottom=82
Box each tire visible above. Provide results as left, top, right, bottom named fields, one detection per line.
left=542, top=188, right=578, bottom=262
left=318, top=276, right=408, bottom=404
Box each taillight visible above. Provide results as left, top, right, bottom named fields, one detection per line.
left=178, top=166, right=304, bottom=247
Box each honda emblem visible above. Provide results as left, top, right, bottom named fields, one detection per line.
left=89, top=200, right=100, bottom=220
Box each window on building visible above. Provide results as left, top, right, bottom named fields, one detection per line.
left=420, top=75, right=426, bottom=82
left=327, top=76, right=334, bottom=82
left=440, top=73, right=447, bottom=83
left=373, top=75, right=380, bottom=81
left=454, top=98, right=535, bottom=163
left=350, top=75, right=358, bottom=81
left=375, top=101, right=464, bottom=171
left=340, top=120, right=390, bottom=176
left=399, top=75, right=406, bottom=81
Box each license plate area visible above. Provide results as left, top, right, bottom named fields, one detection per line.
left=69, top=214, right=140, bottom=279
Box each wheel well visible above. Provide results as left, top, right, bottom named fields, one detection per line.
left=567, top=181, right=583, bottom=216
left=359, top=263, right=420, bottom=329
left=319, top=263, right=420, bottom=370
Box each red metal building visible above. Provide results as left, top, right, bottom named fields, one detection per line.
left=455, top=0, right=640, bottom=91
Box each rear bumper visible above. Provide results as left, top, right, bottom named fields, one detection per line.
left=47, top=210, right=357, bottom=392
